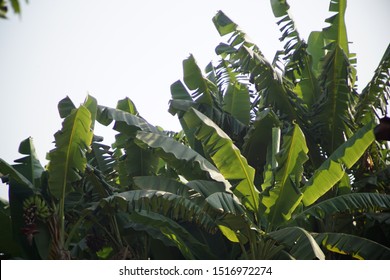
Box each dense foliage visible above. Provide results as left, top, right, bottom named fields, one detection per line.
left=1, top=0, right=390, bottom=259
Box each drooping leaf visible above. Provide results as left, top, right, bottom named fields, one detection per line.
left=89, top=136, right=116, bottom=176
left=293, top=193, right=390, bottom=222
left=134, top=131, right=231, bottom=188
left=268, top=226, right=325, bottom=260
left=186, top=180, right=229, bottom=198
left=183, top=54, right=217, bottom=106
left=210, top=60, right=251, bottom=125
left=12, top=137, right=44, bottom=188
left=315, top=232, right=390, bottom=260
left=99, top=189, right=218, bottom=233
left=133, top=176, right=199, bottom=201
left=115, top=137, right=159, bottom=188
left=57, top=96, right=76, bottom=119
left=355, top=43, right=390, bottom=124
left=96, top=105, right=160, bottom=134
left=205, top=192, right=245, bottom=216
left=122, top=210, right=215, bottom=259
left=213, top=10, right=301, bottom=122
left=0, top=158, right=33, bottom=188
left=183, top=108, right=260, bottom=216
left=47, top=105, right=93, bottom=200
left=302, top=122, right=375, bottom=206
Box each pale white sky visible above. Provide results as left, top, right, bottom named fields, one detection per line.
left=0, top=0, right=389, bottom=200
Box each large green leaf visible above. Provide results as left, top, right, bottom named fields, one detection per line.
left=12, top=137, right=44, bottom=188
left=0, top=158, right=33, bottom=188
left=89, top=136, right=116, bottom=176
left=116, top=97, right=139, bottom=116
left=242, top=108, right=281, bottom=183
left=0, top=199, right=23, bottom=258
left=261, top=123, right=308, bottom=228
left=307, top=31, right=326, bottom=77
left=293, top=193, right=390, bottom=222
left=183, top=54, right=217, bottom=106
left=47, top=105, right=93, bottom=200
left=186, top=180, right=228, bottom=198
left=57, top=96, right=76, bottom=119
left=183, top=108, right=259, bottom=216
left=302, top=122, right=375, bottom=206
left=114, top=136, right=159, bottom=188
left=223, top=81, right=251, bottom=126
left=97, top=101, right=161, bottom=187
left=268, top=226, right=325, bottom=260
left=270, top=0, right=309, bottom=88
left=213, top=10, right=300, bottom=122
left=312, top=44, right=356, bottom=154
left=315, top=232, right=390, bottom=260
left=170, top=62, right=248, bottom=150
left=97, top=105, right=160, bottom=134
left=100, top=189, right=218, bottom=233
left=322, top=0, right=349, bottom=55
left=355, top=43, right=390, bottom=124
left=0, top=137, right=43, bottom=189
left=134, top=130, right=231, bottom=188
left=208, top=59, right=251, bottom=125
left=133, top=176, right=200, bottom=201
left=120, top=210, right=215, bottom=259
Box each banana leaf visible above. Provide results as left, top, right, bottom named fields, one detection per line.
left=355, top=43, right=390, bottom=124
left=47, top=105, right=93, bottom=200
left=261, top=123, right=309, bottom=228
left=213, top=10, right=299, bottom=122
left=116, top=97, right=139, bottom=116
left=183, top=108, right=260, bottom=216
left=99, top=189, right=218, bottom=233
left=133, top=176, right=200, bottom=201
left=242, top=108, right=281, bottom=183
left=121, top=210, right=215, bottom=259
left=0, top=159, right=33, bottom=188
left=97, top=105, right=160, bottom=135
left=134, top=130, right=231, bottom=188
left=312, top=44, right=356, bottom=154
left=293, top=193, right=390, bottom=222
left=302, top=121, right=375, bottom=206
left=183, top=54, right=217, bottom=106
left=315, top=232, right=390, bottom=260
left=268, top=226, right=325, bottom=260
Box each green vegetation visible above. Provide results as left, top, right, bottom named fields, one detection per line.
left=1, top=0, right=390, bottom=259
left=0, top=0, right=27, bottom=19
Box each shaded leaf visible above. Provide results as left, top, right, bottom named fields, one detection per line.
left=293, top=193, right=390, bottom=222
left=134, top=131, right=230, bottom=187
left=315, top=232, right=390, bottom=260
left=302, top=122, right=375, bottom=206
left=183, top=108, right=259, bottom=216
left=261, top=123, right=308, bottom=227
left=268, top=226, right=325, bottom=260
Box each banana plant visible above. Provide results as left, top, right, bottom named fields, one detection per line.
left=1, top=0, right=389, bottom=260
left=168, top=0, right=390, bottom=259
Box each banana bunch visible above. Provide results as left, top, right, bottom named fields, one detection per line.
left=23, top=195, right=51, bottom=220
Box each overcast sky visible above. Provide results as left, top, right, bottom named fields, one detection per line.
left=1, top=0, right=389, bottom=200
